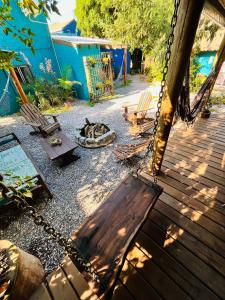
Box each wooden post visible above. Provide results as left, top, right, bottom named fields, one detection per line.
left=10, top=68, right=28, bottom=104
left=202, top=33, right=225, bottom=115
left=152, top=0, right=204, bottom=173
left=123, top=47, right=127, bottom=84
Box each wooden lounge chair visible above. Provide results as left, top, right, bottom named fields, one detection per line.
left=113, top=137, right=152, bottom=160
left=0, top=133, right=52, bottom=207
left=122, top=90, right=153, bottom=125
left=20, top=103, right=61, bottom=136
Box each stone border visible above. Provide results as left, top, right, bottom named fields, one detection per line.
left=75, top=130, right=116, bottom=148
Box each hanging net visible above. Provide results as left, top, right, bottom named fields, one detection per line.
left=176, top=60, right=216, bottom=124
left=0, top=73, right=11, bottom=115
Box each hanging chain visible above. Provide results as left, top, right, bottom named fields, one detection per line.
left=134, top=0, right=181, bottom=184
left=0, top=182, right=100, bottom=284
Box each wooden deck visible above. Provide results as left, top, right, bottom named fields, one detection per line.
left=30, top=114, right=225, bottom=300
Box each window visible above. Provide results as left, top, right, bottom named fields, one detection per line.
left=14, top=65, right=33, bottom=84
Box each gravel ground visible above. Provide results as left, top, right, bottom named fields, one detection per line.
left=0, top=75, right=156, bottom=273
left=1, top=75, right=224, bottom=274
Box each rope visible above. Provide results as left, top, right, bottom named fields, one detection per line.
left=176, top=61, right=216, bottom=124
left=0, top=73, right=10, bottom=114
left=0, top=73, right=10, bottom=104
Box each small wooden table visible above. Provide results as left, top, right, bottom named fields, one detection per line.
left=40, top=133, right=79, bottom=167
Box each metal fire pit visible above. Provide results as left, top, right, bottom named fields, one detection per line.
left=75, top=118, right=116, bottom=148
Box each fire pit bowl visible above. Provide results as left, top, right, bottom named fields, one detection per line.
left=75, top=118, right=116, bottom=148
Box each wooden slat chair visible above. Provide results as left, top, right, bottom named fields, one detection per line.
left=20, top=103, right=61, bottom=136
left=113, top=137, right=152, bottom=160
left=129, top=119, right=155, bottom=136
left=122, top=90, right=153, bottom=125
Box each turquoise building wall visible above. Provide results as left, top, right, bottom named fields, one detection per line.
left=53, top=42, right=101, bottom=100
left=0, top=1, right=60, bottom=116
left=195, top=51, right=216, bottom=76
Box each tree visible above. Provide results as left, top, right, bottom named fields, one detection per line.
left=0, top=0, right=60, bottom=71
left=76, top=0, right=173, bottom=54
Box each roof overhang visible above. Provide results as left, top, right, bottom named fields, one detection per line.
left=204, top=0, right=225, bottom=27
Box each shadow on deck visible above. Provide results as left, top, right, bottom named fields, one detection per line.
left=30, top=113, right=225, bottom=300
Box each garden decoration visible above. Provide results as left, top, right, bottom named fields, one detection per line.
left=20, top=103, right=61, bottom=136
left=50, top=137, right=62, bottom=146
left=122, top=90, right=154, bottom=125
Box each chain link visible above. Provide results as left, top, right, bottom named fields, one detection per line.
left=0, top=182, right=100, bottom=283
left=134, top=0, right=181, bottom=184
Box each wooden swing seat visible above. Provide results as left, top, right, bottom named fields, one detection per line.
left=71, top=175, right=162, bottom=298
left=113, top=138, right=152, bottom=160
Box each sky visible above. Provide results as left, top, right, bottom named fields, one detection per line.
left=48, top=0, right=76, bottom=24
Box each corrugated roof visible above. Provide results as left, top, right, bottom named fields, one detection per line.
left=52, top=34, right=112, bottom=45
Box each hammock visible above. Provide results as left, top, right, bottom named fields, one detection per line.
left=0, top=73, right=11, bottom=115
left=176, top=61, right=216, bottom=123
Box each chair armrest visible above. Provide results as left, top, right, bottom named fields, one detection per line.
left=44, top=114, right=58, bottom=122
left=122, top=103, right=137, bottom=108
left=24, top=121, right=42, bottom=127
left=134, top=108, right=151, bottom=114
left=44, top=114, right=59, bottom=117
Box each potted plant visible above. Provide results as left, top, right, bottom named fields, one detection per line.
left=102, top=57, right=110, bottom=65
left=95, top=82, right=104, bottom=90
left=88, top=57, right=97, bottom=68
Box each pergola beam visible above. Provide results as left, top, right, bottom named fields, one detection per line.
left=152, top=0, right=205, bottom=173
left=204, top=0, right=225, bottom=27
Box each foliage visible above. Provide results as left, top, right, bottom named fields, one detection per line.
left=120, top=79, right=132, bottom=87
left=23, top=60, right=80, bottom=110
left=0, top=0, right=60, bottom=70
left=87, top=100, right=94, bottom=107
left=0, top=172, right=36, bottom=200
left=88, top=56, right=97, bottom=67
left=210, top=95, right=225, bottom=106
left=144, top=59, right=162, bottom=83
left=76, top=0, right=173, bottom=56
left=95, top=82, right=104, bottom=90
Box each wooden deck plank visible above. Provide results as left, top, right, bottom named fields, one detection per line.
left=158, top=170, right=225, bottom=214
left=159, top=193, right=225, bottom=241
left=126, top=245, right=191, bottom=300
left=30, top=283, right=52, bottom=300
left=156, top=178, right=225, bottom=227
left=30, top=114, right=225, bottom=300
left=119, top=260, right=162, bottom=300
left=155, top=201, right=225, bottom=260
left=47, top=266, right=79, bottom=300
left=61, top=257, right=99, bottom=300
left=135, top=231, right=220, bottom=300
left=142, top=219, right=225, bottom=299
left=147, top=208, right=225, bottom=277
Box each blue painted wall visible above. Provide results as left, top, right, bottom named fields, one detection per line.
left=195, top=51, right=216, bottom=76
left=0, top=0, right=60, bottom=116
left=62, top=20, right=81, bottom=36
left=101, top=48, right=131, bottom=78
left=54, top=42, right=101, bottom=100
